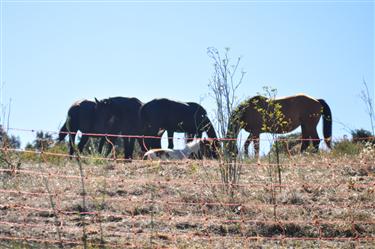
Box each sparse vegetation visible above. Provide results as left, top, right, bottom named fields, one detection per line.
left=0, top=148, right=373, bottom=248
left=332, top=131, right=375, bottom=157
left=207, top=47, right=245, bottom=195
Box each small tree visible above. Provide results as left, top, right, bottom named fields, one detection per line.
left=0, top=125, right=21, bottom=149
left=30, top=131, right=54, bottom=150
left=253, top=87, right=288, bottom=135
left=207, top=47, right=245, bottom=194
left=253, top=87, right=288, bottom=194
left=351, top=128, right=374, bottom=145
left=207, top=47, right=245, bottom=140
left=0, top=125, right=21, bottom=171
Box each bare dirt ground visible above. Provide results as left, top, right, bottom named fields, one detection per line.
left=0, top=150, right=374, bottom=248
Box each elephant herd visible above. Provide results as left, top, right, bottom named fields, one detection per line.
left=58, top=97, right=219, bottom=160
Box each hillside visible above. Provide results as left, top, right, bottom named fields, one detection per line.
left=0, top=148, right=374, bottom=248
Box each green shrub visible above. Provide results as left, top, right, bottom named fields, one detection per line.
left=20, top=142, right=69, bottom=164
left=332, top=139, right=363, bottom=156
left=351, top=128, right=374, bottom=145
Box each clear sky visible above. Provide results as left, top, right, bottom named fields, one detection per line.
left=0, top=0, right=374, bottom=154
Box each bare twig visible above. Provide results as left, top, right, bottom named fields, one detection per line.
left=207, top=47, right=245, bottom=196
left=360, top=79, right=374, bottom=135
left=39, top=147, right=64, bottom=249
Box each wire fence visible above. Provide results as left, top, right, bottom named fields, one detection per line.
left=0, top=127, right=374, bottom=248
left=7, top=126, right=375, bottom=142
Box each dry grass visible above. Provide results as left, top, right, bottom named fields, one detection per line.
left=0, top=149, right=374, bottom=248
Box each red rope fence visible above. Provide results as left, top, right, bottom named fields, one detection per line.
left=7, top=126, right=375, bottom=142
left=2, top=147, right=375, bottom=170
left=0, top=127, right=374, bottom=247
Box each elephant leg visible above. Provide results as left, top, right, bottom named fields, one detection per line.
left=122, top=138, right=129, bottom=159
left=143, top=128, right=161, bottom=150
left=243, top=134, right=252, bottom=157
left=252, top=134, right=260, bottom=162
left=77, top=135, right=89, bottom=153
left=68, top=134, right=76, bottom=156
left=124, top=137, right=136, bottom=159
left=300, top=125, right=311, bottom=153
left=311, top=129, right=320, bottom=152
left=167, top=130, right=174, bottom=149
left=301, top=139, right=310, bottom=153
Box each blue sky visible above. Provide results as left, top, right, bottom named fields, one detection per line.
left=0, top=0, right=374, bottom=153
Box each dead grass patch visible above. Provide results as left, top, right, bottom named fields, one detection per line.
left=0, top=151, right=374, bottom=248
